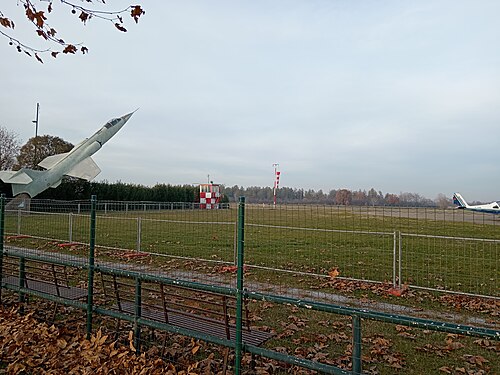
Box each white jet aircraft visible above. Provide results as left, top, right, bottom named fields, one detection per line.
left=452, top=193, right=500, bottom=214
left=0, top=111, right=136, bottom=198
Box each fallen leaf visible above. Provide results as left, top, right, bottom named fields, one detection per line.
left=328, top=267, right=340, bottom=279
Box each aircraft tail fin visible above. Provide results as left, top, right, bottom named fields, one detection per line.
left=453, top=193, right=469, bottom=208
left=8, top=169, right=47, bottom=198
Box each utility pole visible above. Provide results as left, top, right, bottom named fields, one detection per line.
left=32, top=103, right=40, bottom=137
left=32, top=103, right=40, bottom=168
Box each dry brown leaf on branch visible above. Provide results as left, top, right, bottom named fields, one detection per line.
left=131, top=6, right=145, bottom=23
left=62, top=44, right=77, bottom=54
left=79, top=11, right=90, bottom=24
left=115, top=23, right=127, bottom=32
left=0, top=17, right=15, bottom=28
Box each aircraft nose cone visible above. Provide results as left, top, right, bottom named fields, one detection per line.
left=122, top=109, right=138, bottom=123
left=122, top=113, right=133, bottom=123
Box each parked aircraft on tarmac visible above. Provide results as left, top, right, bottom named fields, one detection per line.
left=452, top=193, right=500, bottom=214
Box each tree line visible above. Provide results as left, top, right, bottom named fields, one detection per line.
left=223, top=186, right=448, bottom=207
left=0, top=178, right=199, bottom=203
left=0, top=178, right=447, bottom=207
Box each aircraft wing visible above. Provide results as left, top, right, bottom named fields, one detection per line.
left=38, top=152, right=70, bottom=170
left=66, top=157, right=101, bottom=180
left=0, top=170, right=33, bottom=184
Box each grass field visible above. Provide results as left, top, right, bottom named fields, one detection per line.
left=5, top=204, right=499, bottom=298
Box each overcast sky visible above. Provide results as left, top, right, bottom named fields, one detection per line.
left=1, top=1, right=500, bottom=201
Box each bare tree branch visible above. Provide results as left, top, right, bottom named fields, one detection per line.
left=1, top=1, right=144, bottom=63
left=0, top=126, right=21, bottom=170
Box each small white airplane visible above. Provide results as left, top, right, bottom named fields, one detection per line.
left=452, top=193, right=500, bottom=214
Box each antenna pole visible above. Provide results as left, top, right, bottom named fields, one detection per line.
left=32, top=103, right=39, bottom=137
left=273, top=163, right=280, bottom=207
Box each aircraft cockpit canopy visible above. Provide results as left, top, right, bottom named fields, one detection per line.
left=104, top=118, right=121, bottom=129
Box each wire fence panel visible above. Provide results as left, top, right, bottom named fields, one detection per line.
left=138, top=215, right=235, bottom=262
left=95, top=216, right=139, bottom=252
left=68, top=213, right=92, bottom=244
left=5, top=200, right=499, bottom=300
left=4, top=199, right=499, bottom=300
left=88, top=206, right=239, bottom=289
left=243, top=204, right=397, bottom=299
left=3, top=210, right=20, bottom=237
left=402, top=233, right=499, bottom=297
left=7, top=211, right=68, bottom=241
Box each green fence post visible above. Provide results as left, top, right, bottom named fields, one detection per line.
left=352, top=315, right=362, bottom=375
left=134, top=276, right=142, bottom=354
left=86, top=195, right=97, bottom=339
left=235, top=196, right=245, bottom=375
left=0, top=194, right=5, bottom=303
left=19, top=257, right=26, bottom=314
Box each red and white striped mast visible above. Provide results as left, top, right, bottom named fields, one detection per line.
left=273, top=163, right=280, bottom=206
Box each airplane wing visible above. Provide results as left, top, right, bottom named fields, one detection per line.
left=0, top=170, right=33, bottom=184
left=38, top=153, right=70, bottom=170
left=66, top=157, right=101, bottom=180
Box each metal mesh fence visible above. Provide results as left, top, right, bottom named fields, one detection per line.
left=1, top=196, right=499, bottom=374
left=402, top=233, right=499, bottom=297
left=90, top=204, right=239, bottom=290
left=4, top=199, right=499, bottom=300
left=244, top=204, right=397, bottom=299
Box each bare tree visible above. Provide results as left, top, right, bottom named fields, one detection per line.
left=0, top=1, right=144, bottom=62
left=384, top=193, right=400, bottom=206
left=435, top=193, right=451, bottom=209
left=335, top=189, right=352, bottom=205
left=0, top=125, right=21, bottom=170
left=352, top=190, right=367, bottom=205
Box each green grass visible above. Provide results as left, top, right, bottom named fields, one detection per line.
left=4, top=205, right=499, bottom=298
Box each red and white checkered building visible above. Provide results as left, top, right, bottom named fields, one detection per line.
left=199, top=183, right=221, bottom=209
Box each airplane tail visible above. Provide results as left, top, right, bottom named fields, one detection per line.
left=453, top=193, right=469, bottom=209
left=0, top=169, right=47, bottom=198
